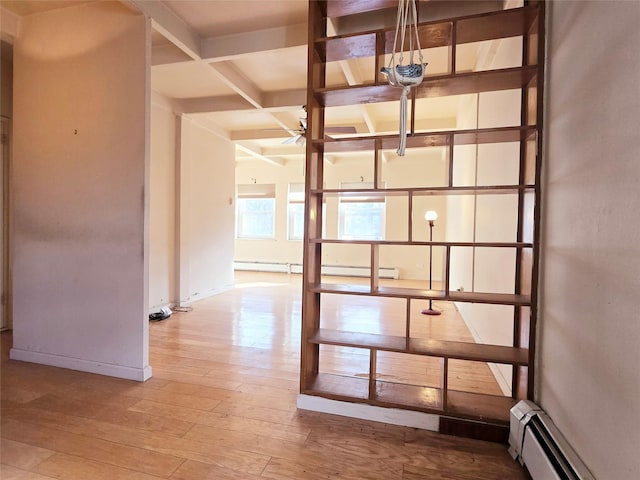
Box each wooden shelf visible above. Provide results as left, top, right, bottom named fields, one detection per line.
left=309, top=239, right=533, bottom=248
left=304, top=372, right=370, bottom=401
left=311, top=185, right=535, bottom=197
left=326, top=0, right=396, bottom=19
left=373, top=381, right=443, bottom=411
left=446, top=390, right=517, bottom=423
left=316, top=66, right=538, bottom=107
left=311, top=283, right=531, bottom=306
left=309, top=329, right=529, bottom=365
left=304, top=373, right=516, bottom=423
left=315, top=126, right=537, bottom=152
left=302, top=0, right=544, bottom=432
left=319, top=6, right=539, bottom=61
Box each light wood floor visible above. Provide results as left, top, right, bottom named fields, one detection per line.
left=1, top=272, right=527, bottom=479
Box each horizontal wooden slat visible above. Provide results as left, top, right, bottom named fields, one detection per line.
left=311, top=184, right=535, bottom=198
left=311, top=284, right=531, bottom=306
left=373, top=381, right=443, bottom=410
left=320, top=6, right=539, bottom=55
left=309, top=239, right=533, bottom=248
left=316, top=66, right=537, bottom=107
left=455, top=7, right=539, bottom=45
left=304, top=374, right=515, bottom=423
left=315, top=126, right=537, bottom=152
left=446, top=390, right=517, bottom=423
left=309, top=329, right=529, bottom=365
left=326, top=0, right=397, bottom=18
left=304, top=373, right=370, bottom=401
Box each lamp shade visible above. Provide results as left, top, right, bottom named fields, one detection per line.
left=425, top=210, right=438, bottom=222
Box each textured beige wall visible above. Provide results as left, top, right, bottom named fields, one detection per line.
left=539, top=1, right=640, bottom=478
left=10, top=2, right=150, bottom=380
left=149, top=93, right=177, bottom=310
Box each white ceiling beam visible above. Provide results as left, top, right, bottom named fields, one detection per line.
left=236, top=143, right=285, bottom=167
left=207, top=61, right=263, bottom=108
left=151, top=43, right=192, bottom=66
left=201, top=23, right=307, bottom=62
left=261, top=145, right=308, bottom=157
left=175, top=95, right=254, bottom=114
left=231, top=130, right=290, bottom=142
left=270, top=111, right=300, bottom=135
left=262, top=89, right=307, bottom=110
left=126, top=0, right=202, bottom=60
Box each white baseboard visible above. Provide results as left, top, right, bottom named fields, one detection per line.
left=9, top=348, right=152, bottom=381
left=297, top=394, right=440, bottom=431
left=177, top=283, right=234, bottom=307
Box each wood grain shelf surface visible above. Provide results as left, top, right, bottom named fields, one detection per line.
left=311, top=283, right=531, bottom=306
left=308, top=239, right=534, bottom=249
left=305, top=373, right=515, bottom=423
left=446, top=390, right=517, bottom=423
left=319, top=6, right=539, bottom=60
left=373, top=381, right=443, bottom=410
left=309, top=329, right=529, bottom=365
left=315, top=126, right=537, bottom=152
left=310, top=184, right=535, bottom=197
left=326, top=0, right=396, bottom=19
left=316, top=66, right=538, bottom=107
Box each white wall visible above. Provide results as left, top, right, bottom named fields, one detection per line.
left=235, top=153, right=448, bottom=281
left=149, top=92, right=177, bottom=310
left=177, top=116, right=235, bottom=305
left=235, top=158, right=305, bottom=266
left=539, top=1, right=640, bottom=478
left=10, top=2, right=151, bottom=380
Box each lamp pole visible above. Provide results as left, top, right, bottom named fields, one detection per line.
left=422, top=210, right=441, bottom=315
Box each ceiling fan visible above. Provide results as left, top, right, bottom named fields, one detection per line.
left=267, top=107, right=358, bottom=146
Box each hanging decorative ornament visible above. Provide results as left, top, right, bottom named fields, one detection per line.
left=380, top=0, right=427, bottom=156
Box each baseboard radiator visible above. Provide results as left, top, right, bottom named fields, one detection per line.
left=509, top=400, right=594, bottom=480
left=233, top=261, right=400, bottom=279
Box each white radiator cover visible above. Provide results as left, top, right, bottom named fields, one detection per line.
left=234, top=261, right=400, bottom=279
left=509, top=400, right=595, bottom=480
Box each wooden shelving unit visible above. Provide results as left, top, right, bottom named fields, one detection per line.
left=301, top=0, right=544, bottom=427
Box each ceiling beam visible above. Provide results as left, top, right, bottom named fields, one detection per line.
left=207, top=60, right=263, bottom=108
left=127, top=0, right=202, bottom=60
left=151, top=43, right=192, bottom=66
left=231, top=130, right=290, bottom=142
left=201, top=23, right=307, bottom=62
left=262, top=89, right=307, bottom=110
left=236, top=143, right=285, bottom=166
left=175, top=95, right=254, bottom=114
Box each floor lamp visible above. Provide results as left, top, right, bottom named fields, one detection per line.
left=421, top=210, right=441, bottom=315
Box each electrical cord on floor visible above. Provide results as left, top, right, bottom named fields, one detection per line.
left=172, top=306, right=193, bottom=313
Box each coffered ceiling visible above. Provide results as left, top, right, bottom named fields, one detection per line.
left=1, top=0, right=507, bottom=165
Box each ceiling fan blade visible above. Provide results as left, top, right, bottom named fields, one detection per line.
left=283, top=134, right=302, bottom=145
left=325, top=126, right=357, bottom=134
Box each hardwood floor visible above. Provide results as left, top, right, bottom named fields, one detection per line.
left=1, top=272, right=527, bottom=479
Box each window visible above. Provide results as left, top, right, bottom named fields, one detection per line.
left=338, top=182, right=385, bottom=240
left=287, top=183, right=305, bottom=240
left=236, top=184, right=276, bottom=239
